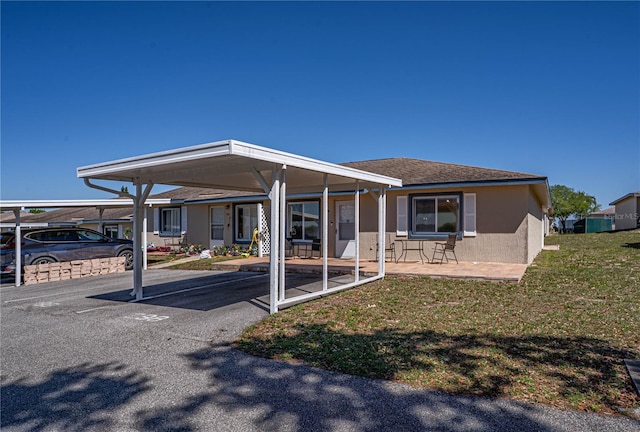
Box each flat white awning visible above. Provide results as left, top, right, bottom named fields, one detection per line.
left=0, top=199, right=172, bottom=286
left=77, top=139, right=402, bottom=314
left=77, top=140, right=401, bottom=194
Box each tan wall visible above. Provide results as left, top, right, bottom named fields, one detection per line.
left=170, top=184, right=544, bottom=264
left=614, top=197, right=640, bottom=230
left=187, top=205, right=209, bottom=247
left=527, top=189, right=544, bottom=264
left=360, top=185, right=536, bottom=264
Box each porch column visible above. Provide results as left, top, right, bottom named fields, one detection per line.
left=279, top=165, right=287, bottom=301
left=13, top=209, right=21, bottom=287
left=322, top=174, right=328, bottom=292
left=97, top=208, right=105, bottom=234
left=269, top=168, right=281, bottom=314
left=133, top=183, right=144, bottom=300
left=143, top=206, right=148, bottom=270
left=378, top=187, right=387, bottom=276
left=354, top=181, right=360, bottom=282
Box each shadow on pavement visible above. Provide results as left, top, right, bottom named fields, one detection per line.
left=134, top=344, right=563, bottom=432
left=1, top=362, right=150, bottom=431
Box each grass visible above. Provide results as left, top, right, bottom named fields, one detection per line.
left=235, top=229, right=640, bottom=415
left=167, top=255, right=246, bottom=270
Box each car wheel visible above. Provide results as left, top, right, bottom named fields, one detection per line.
left=31, top=256, right=57, bottom=266
left=118, top=249, right=134, bottom=270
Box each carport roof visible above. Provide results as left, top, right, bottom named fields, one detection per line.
left=77, top=139, right=403, bottom=192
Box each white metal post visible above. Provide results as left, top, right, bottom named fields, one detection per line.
left=355, top=181, right=360, bottom=282
left=98, top=208, right=105, bottom=234
left=322, top=174, right=329, bottom=292
left=13, top=209, right=21, bottom=287
left=133, top=182, right=144, bottom=300
left=269, top=168, right=280, bottom=314
left=279, top=165, right=287, bottom=301
left=378, top=187, right=387, bottom=276
left=143, top=206, right=148, bottom=270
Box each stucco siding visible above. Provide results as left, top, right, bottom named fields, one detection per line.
left=187, top=205, right=209, bottom=248
left=527, top=189, right=544, bottom=264
left=359, top=185, right=533, bottom=264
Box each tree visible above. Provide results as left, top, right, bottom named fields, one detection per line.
left=549, top=185, right=600, bottom=232
left=28, top=209, right=45, bottom=214
left=121, top=186, right=129, bottom=194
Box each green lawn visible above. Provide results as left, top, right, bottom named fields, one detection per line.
left=235, top=230, right=640, bottom=415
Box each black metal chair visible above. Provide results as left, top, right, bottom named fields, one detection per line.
left=309, top=239, right=322, bottom=259
left=431, top=233, right=458, bottom=264
left=376, top=234, right=396, bottom=263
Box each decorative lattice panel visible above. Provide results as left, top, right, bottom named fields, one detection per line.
left=260, top=204, right=271, bottom=256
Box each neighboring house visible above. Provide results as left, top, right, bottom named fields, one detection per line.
left=2, top=158, right=551, bottom=265
left=147, top=158, right=551, bottom=265
left=0, top=207, right=136, bottom=239
left=609, top=191, right=640, bottom=231
left=572, top=207, right=615, bottom=233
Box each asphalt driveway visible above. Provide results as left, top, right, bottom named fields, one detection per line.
left=1, top=270, right=638, bottom=431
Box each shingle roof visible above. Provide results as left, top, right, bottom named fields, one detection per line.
left=340, top=158, right=546, bottom=187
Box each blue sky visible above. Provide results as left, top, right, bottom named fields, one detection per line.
left=2, top=1, right=638, bottom=208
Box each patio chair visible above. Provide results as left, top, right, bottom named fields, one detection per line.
left=309, top=239, right=322, bottom=259
left=376, top=234, right=396, bottom=263
left=431, top=233, right=458, bottom=264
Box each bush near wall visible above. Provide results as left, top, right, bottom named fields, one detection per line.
left=23, top=257, right=126, bottom=285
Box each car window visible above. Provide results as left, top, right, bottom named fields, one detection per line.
left=0, top=232, right=15, bottom=245
left=27, top=230, right=79, bottom=242
left=77, top=230, right=106, bottom=241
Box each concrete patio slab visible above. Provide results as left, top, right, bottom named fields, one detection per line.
left=206, top=256, right=528, bottom=282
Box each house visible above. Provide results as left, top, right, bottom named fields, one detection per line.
left=146, top=158, right=551, bottom=265
left=609, top=191, right=640, bottom=231
left=0, top=206, right=136, bottom=238
left=572, top=207, right=615, bottom=233
left=2, top=157, right=551, bottom=266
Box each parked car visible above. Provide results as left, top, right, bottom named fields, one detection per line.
left=0, top=227, right=134, bottom=275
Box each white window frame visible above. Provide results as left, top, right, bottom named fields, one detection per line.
left=235, top=203, right=259, bottom=243
left=409, top=193, right=461, bottom=237
left=159, top=207, right=181, bottom=237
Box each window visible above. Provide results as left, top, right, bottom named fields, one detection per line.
left=235, top=204, right=259, bottom=242
left=288, top=201, right=320, bottom=241
left=409, top=194, right=460, bottom=237
left=104, top=225, right=119, bottom=239
left=210, top=207, right=224, bottom=241
left=160, top=207, right=181, bottom=236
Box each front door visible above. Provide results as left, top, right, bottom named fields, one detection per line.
left=335, top=200, right=356, bottom=259
left=210, top=206, right=225, bottom=249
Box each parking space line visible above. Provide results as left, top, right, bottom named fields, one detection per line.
left=2, top=286, right=104, bottom=304
left=75, top=306, right=111, bottom=314
left=130, top=273, right=269, bottom=302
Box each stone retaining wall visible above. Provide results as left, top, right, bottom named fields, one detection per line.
left=23, top=257, right=126, bottom=285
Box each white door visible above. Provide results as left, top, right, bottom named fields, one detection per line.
left=210, top=206, right=225, bottom=249
left=335, top=200, right=356, bottom=259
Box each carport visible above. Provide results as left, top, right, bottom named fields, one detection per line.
left=77, top=139, right=402, bottom=314
left=0, top=198, right=171, bottom=286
